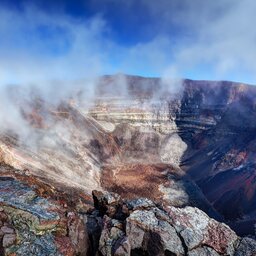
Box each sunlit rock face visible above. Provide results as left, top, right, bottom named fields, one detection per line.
left=87, top=190, right=256, bottom=256
left=0, top=74, right=256, bottom=255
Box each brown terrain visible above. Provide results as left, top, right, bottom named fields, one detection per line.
left=101, top=163, right=172, bottom=201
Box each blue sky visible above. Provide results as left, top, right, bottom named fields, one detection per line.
left=0, top=0, right=256, bottom=84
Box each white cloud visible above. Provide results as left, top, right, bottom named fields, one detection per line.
left=0, top=6, right=108, bottom=85
left=0, top=0, right=256, bottom=85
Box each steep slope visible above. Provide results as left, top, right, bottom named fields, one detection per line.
left=177, top=80, right=256, bottom=235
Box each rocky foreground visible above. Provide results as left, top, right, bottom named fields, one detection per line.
left=0, top=173, right=255, bottom=256
left=91, top=190, right=256, bottom=256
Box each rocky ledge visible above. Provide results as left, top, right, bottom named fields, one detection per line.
left=89, top=190, right=256, bottom=256
left=0, top=172, right=255, bottom=255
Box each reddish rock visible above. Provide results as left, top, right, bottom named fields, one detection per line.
left=67, top=212, right=90, bottom=255
left=0, top=211, right=8, bottom=222
left=2, top=233, right=16, bottom=247
left=1, top=226, right=14, bottom=234
left=167, top=206, right=239, bottom=254
left=55, top=236, right=75, bottom=256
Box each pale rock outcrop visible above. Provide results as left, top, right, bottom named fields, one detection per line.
left=92, top=190, right=255, bottom=256
left=167, top=206, right=239, bottom=255
left=188, top=246, right=221, bottom=256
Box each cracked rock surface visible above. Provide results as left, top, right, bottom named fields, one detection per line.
left=90, top=190, right=256, bottom=256
left=0, top=173, right=255, bottom=256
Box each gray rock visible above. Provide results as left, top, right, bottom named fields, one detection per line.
left=2, top=233, right=16, bottom=247
left=93, top=190, right=121, bottom=207
left=99, top=216, right=125, bottom=256
left=180, top=227, right=204, bottom=250
left=168, top=206, right=239, bottom=254
left=126, top=210, right=184, bottom=255
left=1, top=225, right=15, bottom=234
left=0, top=178, right=59, bottom=220
left=15, top=233, right=60, bottom=256
left=188, top=246, right=220, bottom=256
left=113, top=237, right=131, bottom=256
left=235, top=237, right=256, bottom=256
left=126, top=198, right=155, bottom=211
left=154, top=220, right=184, bottom=255
left=152, top=207, right=171, bottom=222
left=127, top=210, right=159, bottom=230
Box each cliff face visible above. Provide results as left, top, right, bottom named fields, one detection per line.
left=0, top=75, right=255, bottom=255
left=176, top=80, right=256, bottom=235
